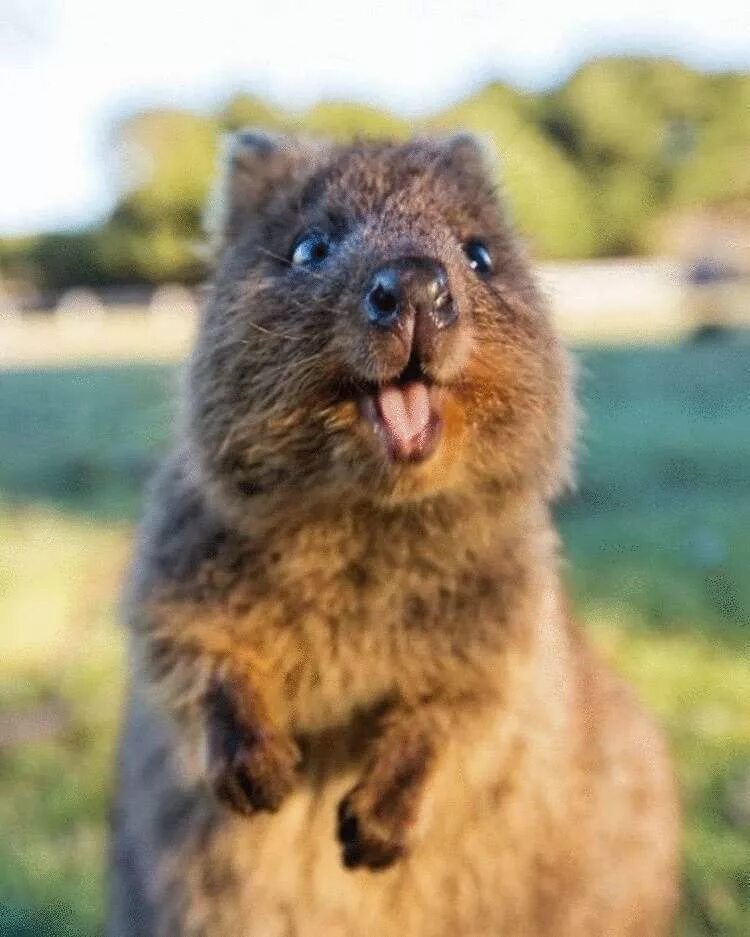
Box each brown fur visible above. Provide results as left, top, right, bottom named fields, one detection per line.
left=108, top=132, right=680, bottom=936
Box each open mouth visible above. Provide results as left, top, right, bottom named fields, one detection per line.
left=358, top=357, right=442, bottom=463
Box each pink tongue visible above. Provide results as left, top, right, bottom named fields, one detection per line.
left=377, top=382, right=431, bottom=456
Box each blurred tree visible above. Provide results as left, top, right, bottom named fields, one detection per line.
left=429, top=83, right=599, bottom=258
left=298, top=100, right=411, bottom=140
left=6, top=58, right=748, bottom=290
left=541, top=57, right=736, bottom=253
left=114, top=109, right=218, bottom=227
left=0, top=235, right=38, bottom=290
left=106, top=109, right=219, bottom=282
left=28, top=231, right=110, bottom=290
left=669, top=73, right=750, bottom=208
left=94, top=221, right=204, bottom=285
left=219, top=92, right=286, bottom=132
left=545, top=58, right=709, bottom=167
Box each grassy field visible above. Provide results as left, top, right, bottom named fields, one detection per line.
left=0, top=340, right=748, bottom=935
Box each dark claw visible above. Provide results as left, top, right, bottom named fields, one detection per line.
left=335, top=794, right=404, bottom=871
left=337, top=799, right=359, bottom=841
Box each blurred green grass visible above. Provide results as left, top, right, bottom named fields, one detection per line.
left=0, top=341, right=748, bottom=935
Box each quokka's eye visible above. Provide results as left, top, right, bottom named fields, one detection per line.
left=290, top=230, right=332, bottom=267
left=463, top=239, right=493, bottom=276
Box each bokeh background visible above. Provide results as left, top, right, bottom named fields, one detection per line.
left=1, top=1, right=749, bottom=934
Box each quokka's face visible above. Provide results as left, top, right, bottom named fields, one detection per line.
left=189, top=133, right=572, bottom=514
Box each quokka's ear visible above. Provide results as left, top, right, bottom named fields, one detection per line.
left=205, top=129, right=327, bottom=252
left=435, top=131, right=498, bottom=178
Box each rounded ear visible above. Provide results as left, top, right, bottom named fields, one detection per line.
left=204, top=128, right=328, bottom=252
left=437, top=132, right=498, bottom=177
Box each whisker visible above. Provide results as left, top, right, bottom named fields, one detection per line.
left=239, top=321, right=304, bottom=341
left=256, top=246, right=292, bottom=266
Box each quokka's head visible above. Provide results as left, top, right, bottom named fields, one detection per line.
left=187, top=131, right=573, bottom=517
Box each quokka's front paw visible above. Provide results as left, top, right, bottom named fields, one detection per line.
left=336, top=785, right=411, bottom=870
left=336, top=728, right=432, bottom=870
left=211, top=728, right=301, bottom=815
left=207, top=680, right=301, bottom=815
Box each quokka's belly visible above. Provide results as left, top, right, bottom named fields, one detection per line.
left=147, top=770, right=532, bottom=937
left=113, top=684, right=677, bottom=937
left=114, top=694, right=530, bottom=937
left=146, top=708, right=595, bottom=937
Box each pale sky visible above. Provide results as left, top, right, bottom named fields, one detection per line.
left=1, top=0, right=749, bottom=235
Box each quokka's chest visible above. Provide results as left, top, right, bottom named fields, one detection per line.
left=238, top=604, right=411, bottom=734
left=212, top=565, right=486, bottom=730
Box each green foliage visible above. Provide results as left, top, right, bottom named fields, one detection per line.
left=27, top=232, right=111, bottom=291
left=670, top=74, right=750, bottom=207
left=98, top=109, right=221, bottom=284
left=94, top=220, right=204, bottom=285
left=3, top=57, right=748, bottom=289
left=219, top=93, right=286, bottom=132
left=546, top=58, right=710, bottom=168
left=115, top=109, right=219, bottom=226
left=298, top=100, right=411, bottom=140
left=429, top=83, right=599, bottom=258
left=542, top=58, right=750, bottom=252
left=0, top=237, right=37, bottom=290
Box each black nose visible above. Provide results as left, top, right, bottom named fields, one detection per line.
left=363, top=258, right=456, bottom=331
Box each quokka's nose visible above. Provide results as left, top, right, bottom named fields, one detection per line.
left=363, top=258, right=457, bottom=333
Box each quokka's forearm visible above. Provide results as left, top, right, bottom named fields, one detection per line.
left=337, top=692, right=499, bottom=869
left=133, top=625, right=301, bottom=810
